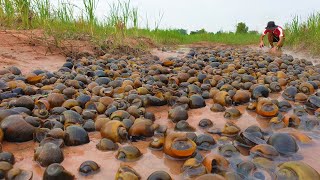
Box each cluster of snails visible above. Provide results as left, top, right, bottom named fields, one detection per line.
left=0, top=46, right=319, bottom=179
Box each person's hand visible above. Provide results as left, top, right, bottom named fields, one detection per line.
left=259, top=42, right=264, bottom=48
left=270, top=46, right=277, bottom=53
left=269, top=46, right=281, bottom=56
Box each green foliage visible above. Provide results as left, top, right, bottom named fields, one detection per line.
left=190, top=28, right=207, bottom=35
left=236, top=22, right=248, bottom=34
left=1, top=0, right=15, bottom=27
left=176, top=29, right=187, bottom=35
left=138, top=29, right=259, bottom=45
left=216, top=30, right=224, bottom=34
left=286, top=13, right=320, bottom=54
left=33, top=0, right=50, bottom=23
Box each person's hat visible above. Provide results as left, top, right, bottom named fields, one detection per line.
left=266, top=21, right=277, bottom=30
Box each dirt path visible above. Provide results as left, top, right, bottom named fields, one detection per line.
left=0, top=30, right=66, bottom=74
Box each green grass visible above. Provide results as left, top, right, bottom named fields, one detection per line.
left=131, top=29, right=260, bottom=45
left=0, top=0, right=262, bottom=52
left=1, top=0, right=15, bottom=27
left=286, top=13, right=320, bottom=54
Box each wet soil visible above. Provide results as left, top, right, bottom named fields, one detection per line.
left=0, top=30, right=66, bottom=74
left=1, top=41, right=320, bottom=179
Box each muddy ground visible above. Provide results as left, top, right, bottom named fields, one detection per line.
left=1, top=31, right=320, bottom=179
left=0, top=30, right=66, bottom=74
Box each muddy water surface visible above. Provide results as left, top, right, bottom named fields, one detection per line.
left=3, top=99, right=320, bottom=179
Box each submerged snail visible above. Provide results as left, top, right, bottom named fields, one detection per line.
left=6, top=168, right=33, bottom=180
left=43, top=163, right=74, bottom=180
left=168, top=106, right=189, bottom=123
left=250, top=144, right=279, bottom=160
left=100, top=120, right=128, bottom=143
left=164, top=132, right=196, bottom=159
left=115, top=165, right=141, bottom=180
left=96, top=138, right=119, bottom=151
left=203, top=154, right=229, bottom=174
left=221, top=122, right=241, bottom=137
left=34, top=143, right=64, bottom=167
left=213, top=91, right=232, bottom=106
left=78, top=160, right=100, bottom=176
left=276, top=161, right=320, bottom=180
left=147, top=171, right=172, bottom=180
left=129, top=119, right=159, bottom=138
left=232, top=90, right=251, bottom=105
left=256, top=98, right=279, bottom=117
left=116, top=145, right=142, bottom=162
left=267, top=133, right=299, bottom=156
left=195, top=134, right=216, bottom=151
left=224, top=108, right=242, bottom=119
left=182, top=158, right=207, bottom=178
left=149, top=135, right=165, bottom=150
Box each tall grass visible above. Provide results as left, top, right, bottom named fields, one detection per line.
left=15, top=0, right=32, bottom=29
left=83, top=0, right=98, bottom=35
left=33, top=0, right=50, bottom=24
left=131, top=7, right=138, bottom=29
left=286, top=13, right=320, bottom=54
left=154, top=12, right=164, bottom=31
left=55, top=1, right=74, bottom=23
left=1, top=0, right=15, bottom=27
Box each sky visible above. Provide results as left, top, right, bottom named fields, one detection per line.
left=52, top=0, right=320, bottom=33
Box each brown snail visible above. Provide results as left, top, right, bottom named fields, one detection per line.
left=256, top=98, right=279, bottom=117
left=164, top=132, right=196, bottom=159
left=100, top=120, right=128, bottom=143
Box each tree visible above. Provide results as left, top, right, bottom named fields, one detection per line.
left=236, top=22, right=249, bottom=34
left=190, top=28, right=207, bottom=35
left=197, top=28, right=207, bottom=34
left=216, top=30, right=224, bottom=34
left=176, top=29, right=188, bottom=35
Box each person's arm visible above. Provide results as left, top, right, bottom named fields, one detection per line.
left=276, top=36, right=284, bottom=48
left=259, top=34, right=265, bottom=47
left=276, top=28, right=285, bottom=49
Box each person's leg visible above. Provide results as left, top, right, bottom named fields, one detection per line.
left=267, top=33, right=274, bottom=47
left=273, top=36, right=283, bottom=50
left=278, top=37, right=285, bottom=48
left=273, top=36, right=279, bottom=42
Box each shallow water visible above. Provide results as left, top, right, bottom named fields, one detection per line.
left=2, top=47, right=320, bottom=179
left=3, top=98, right=320, bottom=179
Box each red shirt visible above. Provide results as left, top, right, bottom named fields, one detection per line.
left=263, top=26, right=284, bottom=37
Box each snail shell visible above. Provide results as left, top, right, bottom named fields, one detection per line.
left=100, top=120, right=128, bottom=143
